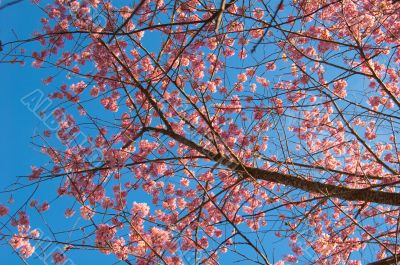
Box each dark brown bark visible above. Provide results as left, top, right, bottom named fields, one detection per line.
left=149, top=127, right=400, bottom=207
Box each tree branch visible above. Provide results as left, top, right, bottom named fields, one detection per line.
left=149, top=127, right=400, bottom=206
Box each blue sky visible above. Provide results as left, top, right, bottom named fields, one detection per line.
left=0, top=1, right=118, bottom=264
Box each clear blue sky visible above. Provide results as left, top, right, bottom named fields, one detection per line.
left=0, top=1, right=120, bottom=264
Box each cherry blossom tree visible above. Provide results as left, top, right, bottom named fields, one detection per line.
left=2, top=0, right=400, bottom=264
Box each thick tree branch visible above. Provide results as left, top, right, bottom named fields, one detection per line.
left=369, top=254, right=400, bottom=265
left=149, top=127, right=400, bottom=206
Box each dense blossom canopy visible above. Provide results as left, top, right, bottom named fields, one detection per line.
left=3, top=0, right=400, bottom=264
